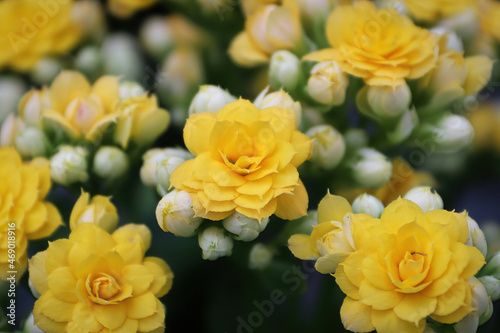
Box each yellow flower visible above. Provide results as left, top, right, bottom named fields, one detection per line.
left=170, top=99, right=313, bottom=221
left=114, top=94, right=170, bottom=149
left=304, top=1, right=439, bottom=87
left=241, top=0, right=280, bottom=16
left=401, top=0, right=475, bottom=22
left=69, top=191, right=119, bottom=233
left=108, top=0, right=159, bottom=18
left=336, top=198, right=485, bottom=333
left=0, top=148, right=62, bottom=280
left=480, top=0, right=500, bottom=41
left=229, top=0, right=305, bottom=67
left=288, top=193, right=379, bottom=274
left=468, top=103, right=500, bottom=151
left=0, top=0, right=81, bottom=71
left=42, top=71, right=120, bottom=142
left=29, top=223, right=173, bottom=333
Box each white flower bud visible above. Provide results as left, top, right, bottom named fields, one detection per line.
left=198, top=226, right=234, bottom=260
left=415, top=114, right=474, bottom=153
left=119, top=81, right=146, bottom=100
left=0, top=113, right=25, bottom=147
left=140, top=149, right=169, bottom=187
left=403, top=187, right=444, bottom=213
left=352, top=148, right=393, bottom=188
left=295, top=0, right=335, bottom=19
left=140, top=16, right=173, bottom=59
left=269, top=51, right=300, bottom=92
left=102, top=34, right=144, bottom=81
left=156, top=152, right=190, bottom=193
left=455, top=277, right=490, bottom=333
left=30, top=58, right=63, bottom=85
left=306, top=125, right=345, bottom=169
left=366, top=83, right=411, bottom=118
left=431, top=27, right=464, bottom=52
left=14, top=127, right=50, bottom=158
left=222, top=212, right=269, bottom=242
left=463, top=213, right=488, bottom=257
left=439, top=9, right=479, bottom=42
left=50, top=146, right=89, bottom=186
left=156, top=190, right=203, bottom=237
left=249, top=243, right=274, bottom=270
left=307, top=61, right=348, bottom=106
left=93, top=146, right=129, bottom=181
left=478, top=276, right=500, bottom=302
left=71, top=0, right=106, bottom=43
left=75, top=46, right=103, bottom=79
left=188, top=85, right=237, bottom=115
left=254, top=89, right=302, bottom=126
left=352, top=194, right=384, bottom=218
left=387, top=108, right=419, bottom=144
left=0, top=76, right=26, bottom=123
left=344, top=128, right=368, bottom=150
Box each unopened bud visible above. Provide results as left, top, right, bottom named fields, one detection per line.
left=140, top=149, right=169, bottom=187
left=306, top=125, right=345, bottom=169
left=478, top=276, right=500, bottom=302
left=30, top=58, right=62, bottom=85
left=119, top=81, right=146, bottom=100
left=387, top=108, right=419, bottom=144
left=188, top=85, right=237, bottom=115
left=70, top=191, right=118, bottom=233
left=93, top=146, right=129, bottom=181
left=481, top=252, right=500, bottom=280
left=255, top=89, right=302, bottom=126
left=198, top=226, right=234, bottom=260
left=463, top=213, right=488, bottom=257
left=0, top=113, right=25, bottom=147
left=222, top=212, right=269, bottom=242
left=351, top=148, right=392, bottom=188
left=102, top=34, right=144, bottom=81
left=140, top=16, right=173, bottom=59
left=364, top=83, right=411, bottom=118
left=50, top=146, right=89, bottom=186
left=156, top=190, right=203, bottom=237
left=431, top=27, right=464, bottom=52
left=74, top=46, right=103, bottom=80
left=307, top=61, right=348, bottom=106
left=14, top=127, right=50, bottom=158
left=249, top=243, right=274, bottom=270
left=344, top=128, right=368, bottom=150
left=455, top=277, right=490, bottom=333
left=352, top=194, right=384, bottom=218
left=0, top=76, right=26, bottom=123
left=403, top=187, right=443, bottom=213
left=269, top=50, right=300, bottom=92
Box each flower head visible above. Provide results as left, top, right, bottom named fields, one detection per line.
left=29, top=223, right=173, bottom=333
left=70, top=191, right=119, bottom=233
left=170, top=99, right=313, bottom=221
left=400, top=0, right=475, bottom=22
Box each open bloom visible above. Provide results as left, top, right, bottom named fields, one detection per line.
left=0, top=0, right=81, bottom=71
left=0, top=148, right=62, bottom=280
left=29, top=223, right=173, bottom=333
left=336, top=199, right=485, bottom=333
left=69, top=191, right=119, bottom=233
left=170, top=99, right=313, bottom=221
left=304, top=1, right=439, bottom=87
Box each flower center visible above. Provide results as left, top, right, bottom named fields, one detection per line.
left=398, top=251, right=426, bottom=281
left=86, top=272, right=121, bottom=303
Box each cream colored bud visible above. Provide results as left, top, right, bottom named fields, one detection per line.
left=15, top=127, right=50, bottom=158
left=0, top=113, right=25, bottom=147
left=188, top=85, right=237, bottom=115
left=478, top=276, right=500, bottom=302
left=93, top=146, right=129, bottom=181
left=70, top=191, right=118, bottom=233
left=387, top=108, right=419, bottom=144
left=50, top=146, right=89, bottom=186
left=269, top=50, right=300, bottom=92
left=30, top=58, right=63, bottom=85
left=366, top=83, right=411, bottom=118
left=156, top=190, right=203, bottom=237
left=255, top=89, right=302, bottom=126
left=140, top=149, right=169, bottom=187
left=249, top=243, right=274, bottom=270
left=0, top=76, right=26, bottom=123
left=222, top=212, right=269, bottom=242
left=463, top=213, right=487, bottom=257
left=74, top=46, right=103, bottom=80
left=156, top=151, right=190, bottom=193
left=454, top=277, right=490, bottom=333
left=352, top=194, right=384, bottom=218
left=403, top=187, right=443, bottom=213
left=295, top=0, right=335, bottom=20
left=307, top=61, right=348, bottom=106
left=344, top=129, right=368, bottom=150
left=119, top=81, right=146, bottom=100
left=140, top=16, right=173, bottom=59
left=306, top=125, right=345, bottom=169
left=102, top=34, right=144, bottom=81
left=431, top=27, right=464, bottom=52
left=18, top=89, right=48, bottom=127
left=415, top=114, right=474, bottom=153
left=352, top=148, right=393, bottom=188
left=198, top=226, right=234, bottom=260
left=72, top=0, right=106, bottom=43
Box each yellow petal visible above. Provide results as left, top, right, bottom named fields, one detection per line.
left=94, top=303, right=127, bottom=330
left=70, top=302, right=103, bottom=332
left=274, top=179, right=308, bottom=220
left=340, top=297, right=375, bottom=333
left=290, top=131, right=313, bottom=167
left=32, top=306, right=67, bottom=333
left=47, top=266, right=78, bottom=303
left=37, top=291, right=75, bottom=322
left=359, top=280, right=403, bottom=311
left=315, top=253, right=349, bottom=274
left=132, top=108, right=170, bottom=146
left=114, top=112, right=134, bottom=148
left=288, top=234, right=316, bottom=260
left=49, top=71, right=91, bottom=113
left=393, top=293, right=437, bottom=325
left=85, top=113, right=118, bottom=142
left=463, top=56, right=494, bottom=96
left=183, top=112, right=217, bottom=156
left=317, top=193, right=352, bottom=224
left=42, top=109, right=79, bottom=138
left=28, top=251, right=49, bottom=296
left=335, top=264, right=360, bottom=300
left=371, top=308, right=425, bottom=333
left=126, top=292, right=158, bottom=319
left=114, top=318, right=139, bottom=333
left=434, top=280, right=467, bottom=317
left=92, top=76, right=119, bottom=114
left=228, top=32, right=269, bottom=67
left=143, top=257, right=174, bottom=297
left=122, top=264, right=154, bottom=296
left=303, top=48, right=338, bottom=62
left=138, top=299, right=165, bottom=332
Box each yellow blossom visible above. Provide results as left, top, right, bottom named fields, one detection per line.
left=304, top=1, right=439, bottom=87
left=288, top=193, right=379, bottom=274
left=0, top=148, right=62, bottom=280
left=479, top=0, right=500, bottom=41
left=29, top=223, right=173, bottom=333
left=0, top=0, right=81, bottom=71
left=400, top=0, right=476, bottom=22
left=69, top=191, right=119, bottom=233
left=241, top=0, right=280, bottom=16
left=336, top=198, right=485, bottom=333
left=108, top=0, right=159, bottom=18
left=170, top=99, right=313, bottom=221
left=468, top=103, right=500, bottom=151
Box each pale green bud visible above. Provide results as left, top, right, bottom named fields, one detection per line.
left=30, top=58, right=62, bottom=84
left=352, top=148, right=393, bottom=188
left=222, top=212, right=269, bottom=242
left=156, top=190, right=203, bottom=237
left=156, top=149, right=192, bottom=194
left=481, top=252, right=500, bottom=280
left=0, top=113, right=25, bottom=147
left=455, top=277, right=490, bottom=333
left=403, top=187, right=443, bottom=213
left=74, top=46, right=102, bottom=80
left=14, top=127, right=50, bottom=158
left=306, top=125, right=345, bottom=169
left=439, top=9, right=479, bottom=42
left=93, top=146, right=129, bottom=181
left=269, top=51, right=300, bottom=92
left=71, top=0, right=106, bottom=43
left=387, top=108, right=419, bottom=144
left=188, top=85, right=237, bottom=115
left=479, top=297, right=494, bottom=326
left=102, top=34, right=144, bottom=81
left=463, top=213, right=487, bottom=257
left=140, top=148, right=172, bottom=187
left=307, top=61, right=348, bottom=106
left=352, top=194, right=384, bottom=218
left=249, top=243, right=274, bottom=270
left=414, top=115, right=474, bottom=153
left=140, top=16, right=173, bottom=59
left=344, top=128, right=368, bottom=150
left=50, top=146, right=89, bottom=186
left=119, top=81, right=146, bottom=100
left=366, top=83, right=411, bottom=118
left=478, top=276, right=500, bottom=302
left=198, top=226, right=234, bottom=260
left=0, top=76, right=26, bottom=123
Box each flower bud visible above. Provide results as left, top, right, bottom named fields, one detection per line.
left=480, top=252, right=500, bottom=280
left=188, top=85, right=237, bottom=115
left=352, top=194, right=384, bottom=218
left=198, top=226, right=234, bottom=260
left=119, top=81, right=146, bottom=100
left=156, top=156, right=188, bottom=194
left=352, top=148, right=393, bottom=188
left=403, top=187, right=443, bottom=213
left=482, top=222, right=500, bottom=254
left=140, top=16, right=173, bottom=59
left=74, top=46, right=103, bottom=80
left=306, top=125, right=345, bottom=169
left=344, top=128, right=368, bottom=150
left=0, top=113, right=25, bottom=147
left=386, top=108, right=419, bottom=144
left=72, top=0, right=106, bottom=43
left=269, top=50, right=300, bottom=92
left=0, top=76, right=26, bottom=123
left=93, top=146, right=129, bottom=181
left=30, top=58, right=63, bottom=85
left=23, top=313, right=44, bottom=333
left=249, top=243, right=274, bottom=270
left=50, top=146, right=89, bottom=186
left=156, top=190, right=203, bottom=237
left=431, top=27, right=464, bottom=52
left=463, top=213, right=488, bottom=257
left=18, top=89, right=48, bottom=127
left=364, top=83, right=411, bottom=118
left=307, top=61, right=348, bottom=106
left=454, top=277, right=490, bottom=333
left=414, top=114, right=474, bottom=153
left=254, top=89, right=302, bottom=126
left=222, top=212, right=269, bottom=242
left=463, top=56, right=494, bottom=97
left=14, top=127, right=50, bottom=158
left=102, top=34, right=144, bottom=81
left=295, top=0, right=335, bottom=21
left=140, top=149, right=169, bottom=187
left=478, top=276, right=500, bottom=302
left=70, top=191, right=118, bottom=233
